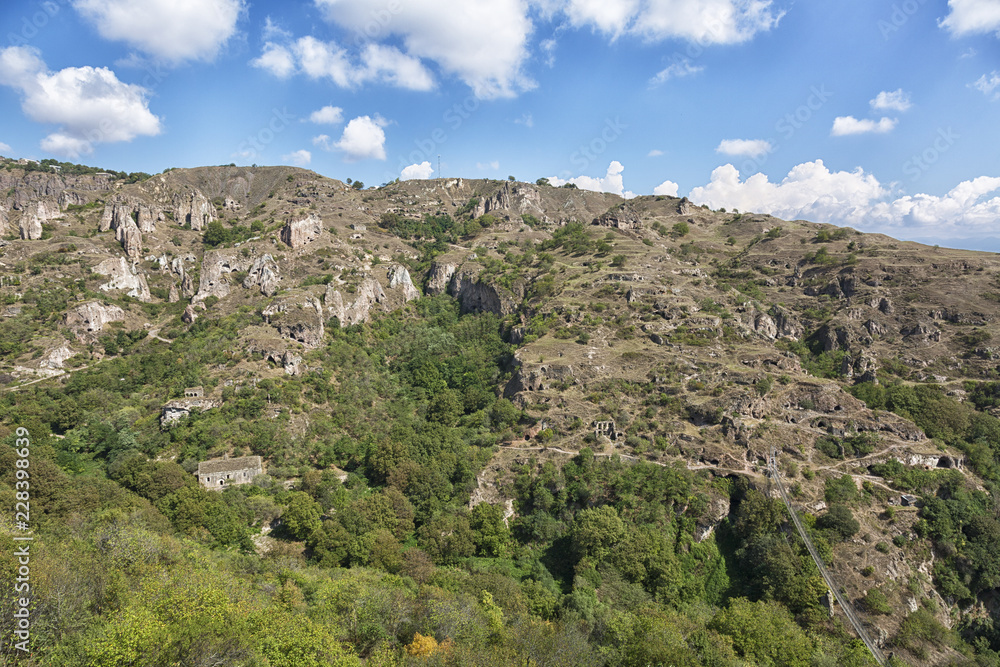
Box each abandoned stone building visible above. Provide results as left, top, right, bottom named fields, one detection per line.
left=196, top=455, right=263, bottom=490
left=592, top=420, right=623, bottom=441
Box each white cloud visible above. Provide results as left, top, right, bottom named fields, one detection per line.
left=262, top=16, right=290, bottom=41
left=311, top=134, right=333, bottom=151
left=335, top=115, right=387, bottom=161
left=309, top=105, right=344, bottom=125
left=252, top=42, right=296, bottom=78
left=548, top=161, right=635, bottom=198
left=689, top=161, right=888, bottom=224
left=940, top=0, right=1000, bottom=37
left=477, top=161, right=500, bottom=170
left=540, top=38, right=558, bottom=67
left=401, top=161, right=434, bottom=180
left=515, top=113, right=534, bottom=128
left=649, top=58, right=704, bottom=85
left=0, top=141, right=11, bottom=153
left=648, top=149, right=664, bottom=157
left=716, top=139, right=772, bottom=158
left=0, top=46, right=161, bottom=158
left=313, top=0, right=535, bottom=98
left=653, top=179, right=679, bottom=196
left=563, top=0, right=783, bottom=44
left=72, top=0, right=244, bottom=64
left=689, top=160, right=1000, bottom=243
left=870, top=89, right=912, bottom=112
left=972, top=70, right=1000, bottom=99
left=252, top=36, right=435, bottom=91
left=831, top=116, right=898, bottom=136
left=359, top=43, right=435, bottom=91
left=282, top=149, right=311, bottom=166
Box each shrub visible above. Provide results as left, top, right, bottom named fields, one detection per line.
left=861, top=587, right=892, bottom=615
left=816, top=504, right=860, bottom=540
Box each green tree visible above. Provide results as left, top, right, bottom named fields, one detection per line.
left=710, top=598, right=814, bottom=667
left=469, top=502, right=512, bottom=558
left=282, top=492, right=323, bottom=540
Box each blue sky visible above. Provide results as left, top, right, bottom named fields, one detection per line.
left=1, top=0, right=999, bottom=248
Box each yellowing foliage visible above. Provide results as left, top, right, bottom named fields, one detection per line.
left=405, top=633, right=438, bottom=657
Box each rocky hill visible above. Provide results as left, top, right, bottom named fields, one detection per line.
left=2, top=157, right=1000, bottom=666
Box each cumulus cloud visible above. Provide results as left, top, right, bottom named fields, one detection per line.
left=690, top=161, right=887, bottom=224
left=648, top=149, right=664, bottom=157
left=870, top=89, right=912, bottom=112
left=0, top=141, right=11, bottom=153
left=972, top=70, right=1000, bottom=99
left=72, top=0, right=244, bottom=64
left=649, top=59, right=704, bottom=86
left=0, top=46, right=161, bottom=158
left=309, top=105, right=344, bottom=124
left=313, top=0, right=534, bottom=98
left=687, top=160, right=1000, bottom=243
left=252, top=42, right=296, bottom=78
left=282, top=149, right=311, bottom=166
left=335, top=115, right=387, bottom=161
left=401, top=161, right=434, bottom=180
left=563, top=0, right=784, bottom=44
left=831, top=116, right=898, bottom=136
left=653, top=180, right=679, bottom=196
left=252, top=36, right=434, bottom=91
left=940, top=0, right=1000, bottom=37
left=548, top=161, right=636, bottom=198
left=716, top=139, right=772, bottom=158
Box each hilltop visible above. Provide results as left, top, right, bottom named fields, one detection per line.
left=1, top=159, right=999, bottom=666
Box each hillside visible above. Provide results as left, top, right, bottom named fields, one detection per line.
left=1, top=158, right=999, bottom=667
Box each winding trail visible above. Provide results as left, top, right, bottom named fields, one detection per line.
left=769, top=447, right=887, bottom=666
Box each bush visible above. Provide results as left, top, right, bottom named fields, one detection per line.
left=816, top=504, right=860, bottom=540
left=861, top=587, right=892, bottom=615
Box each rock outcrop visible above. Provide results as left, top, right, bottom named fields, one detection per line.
left=593, top=204, right=642, bottom=230
left=94, top=257, right=151, bottom=302
left=194, top=250, right=245, bottom=302
left=473, top=182, right=545, bottom=219
left=243, top=254, right=281, bottom=296
left=448, top=269, right=519, bottom=316
left=325, top=277, right=387, bottom=326
left=175, top=191, right=214, bottom=231
left=387, top=264, right=420, bottom=302
left=18, top=200, right=59, bottom=240
left=115, top=218, right=143, bottom=259
left=65, top=302, right=126, bottom=336
left=425, top=262, right=457, bottom=296
left=263, top=296, right=325, bottom=347
left=281, top=214, right=322, bottom=249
